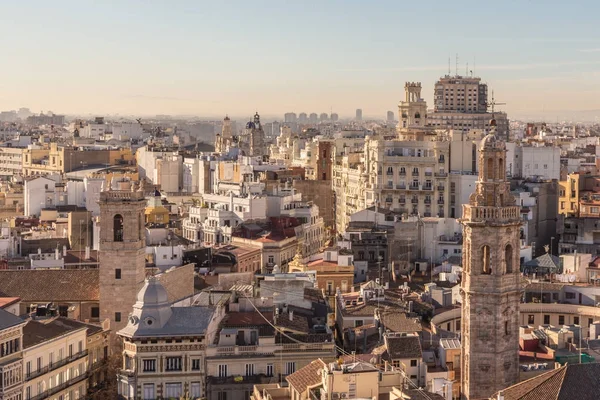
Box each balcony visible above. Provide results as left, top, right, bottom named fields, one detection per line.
left=30, top=372, right=88, bottom=400
left=409, top=184, right=420, bottom=190
left=437, top=199, right=445, bottom=204
left=437, top=186, right=445, bottom=191
left=424, top=172, right=432, bottom=177
left=424, top=199, right=432, bottom=204
left=396, top=185, right=406, bottom=190
left=423, top=186, right=432, bottom=191
left=26, top=350, right=88, bottom=381
left=435, top=172, right=448, bottom=177
left=412, top=172, right=419, bottom=177
left=399, top=171, right=406, bottom=176
left=411, top=199, right=418, bottom=204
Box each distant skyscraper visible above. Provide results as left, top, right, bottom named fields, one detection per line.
left=386, top=111, right=394, bottom=122
left=309, top=113, right=318, bottom=124
left=284, top=112, right=297, bottom=123
left=330, top=113, right=339, bottom=122
left=355, top=109, right=362, bottom=121
left=299, top=112, right=308, bottom=123
left=319, top=113, right=328, bottom=122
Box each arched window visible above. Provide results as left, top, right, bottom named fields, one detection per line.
left=114, top=214, right=124, bottom=242
left=505, top=244, right=513, bottom=274
left=415, top=112, right=421, bottom=119
left=487, top=158, right=494, bottom=180
left=482, top=245, right=491, bottom=274
left=499, top=158, right=504, bottom=178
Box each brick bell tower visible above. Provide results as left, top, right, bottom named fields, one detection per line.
left=460, top=120, right=522, bottom=399
left=98, top=179, right=147, bottom=347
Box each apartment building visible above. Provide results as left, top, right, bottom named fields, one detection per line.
left=22, top=318, right=90, bottom=400
left=0, top=309, right=26, bottom=400
left=117, top=277, right=221, bottom=400
left=0, top=148, right=25, bottom=181
left=205, top=297, right=336, bottom=400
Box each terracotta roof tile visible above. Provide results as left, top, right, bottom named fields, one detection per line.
left=286, top=359, right=326, bottom=395
left=0, top=270, right=99, bottom=302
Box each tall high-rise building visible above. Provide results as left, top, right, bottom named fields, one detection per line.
left=319, top=113, right=328, bottom=122
left=428, top=74, right=509, bottom=139
left=355, top=109, right=362, bottom=121
left=98, top=180, right=147, bottom=349
left=284, top=112, right=297, bottom=123
left=298, top=112, right=308, bottom=123
left=386, top=111, right=394, bottom=122
left=309, top=113, right=318, bottom=124
left=330, top=113, right=339, bottom=122
left=460, top=121, right=521, bottom=399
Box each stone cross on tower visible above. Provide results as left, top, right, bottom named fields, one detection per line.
left=460, top=119, right=522, bottom=399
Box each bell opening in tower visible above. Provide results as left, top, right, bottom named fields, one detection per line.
left=114, top=214, right=124, bottom=242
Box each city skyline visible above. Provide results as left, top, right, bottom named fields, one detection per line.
left=1, top=1, right=599, bottom=119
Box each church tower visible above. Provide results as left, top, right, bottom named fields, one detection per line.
left=98, top=179, right=147, bottom=347
left=397, top=82, right=428, bottom=130
left=460, top=121, right=522, bottom=399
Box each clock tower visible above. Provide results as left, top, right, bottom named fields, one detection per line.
left=460, top=120, right=522, bottom=399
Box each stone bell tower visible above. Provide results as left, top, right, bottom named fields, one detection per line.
left=98, top=179, right=147, bottom=345
left=460, top=120, right=522, bottom=399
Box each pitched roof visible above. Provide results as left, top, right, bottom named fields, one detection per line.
left=23, top=317, right=88, bottom=348
left=380, top=310, right=422, bottom=333
left=498, top=363, right=600, bottom=400
left=522, top=253, right=562, bottom=274
left=0, top=270, right=99, bottom=302
left=286, top=359, right=326, bottom=395
left=0, top=308, right=25, bottom=331
left=385, top=335, right=422, bottom=359
left=0, top=297, right=21, bottom=309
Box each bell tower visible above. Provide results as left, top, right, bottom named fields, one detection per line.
left=98, top=179, right=147, bottom=346
left=460, top=121, right=522, bottom=399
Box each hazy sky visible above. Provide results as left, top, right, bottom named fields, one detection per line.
left=1, top=0, right=599, bottom=119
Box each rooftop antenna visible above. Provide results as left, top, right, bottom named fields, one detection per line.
left=455, top=53, right=458, bottom=76
left=448, top=57, right=451, bottom=75
left=473, top=55, right=476, bottom=77
left=466, top=62, right=469, bottom=76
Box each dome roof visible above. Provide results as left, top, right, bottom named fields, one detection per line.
left=224, top=114, right=230, bottom=121
left=136, top=277, right=169, bottom=305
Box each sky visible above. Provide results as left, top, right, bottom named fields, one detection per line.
left=1, top=0, right=599, bottom=120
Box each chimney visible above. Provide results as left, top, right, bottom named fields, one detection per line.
left=289, top=310, right=294, bottom=322
left=62, top=245, right=67, bottom=257
left=85, top=246, right=90, bottom=260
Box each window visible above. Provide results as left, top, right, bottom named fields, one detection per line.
left=115, top=312, right=121, bottom=322
left=115, top=269, right=121, bottom=279
left=245, top=363, right=255, bottom=376
left=191, top=359, right=201, bottom=371
left=505, top=244, right=513, bottom=274
left=355, top=320, right=364, bottom=327
left=143, top=383, right=155, bottom=400
left=78, top=340, right=82, bottom=353
left=113, top=214, right=124, bottom=242
left=218, top=364, right=228, bottom=377
left=565, top=292, right=576, bottom=299
left=266, top=364, right=274, bottom=377
left=217, top=392, right=228, bottom=400
left=505, top=321, right=510, bottom=335
left=268, top=255, right=274, bottom=264
left=69, top=344, right=73, bottom=357
left=481, top=245, right=491, bottom=274
left=544, top=315, right=550, bottom=325
left=285, top=362, right=296, bottom=375
left=190, top=382, right=201, bottom=399
left=559, top=315, right=565, bottom=325
left=143, top=359, right=156, bottom=372
left=574, top=316, right=580, bottom=325
left=410, top=360, right=417, bottom=367
left=166, top=357, right=182, bottom=371
left=91, top=307, right=100, bottom=318
left=26, top=361, right=31, bottom=377
left=528, top=315, right=535, bottom=324
left=164, top=383, right=182, bottom=398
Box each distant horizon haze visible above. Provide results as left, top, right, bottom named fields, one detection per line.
left=1, top=1, right=599, bottom=121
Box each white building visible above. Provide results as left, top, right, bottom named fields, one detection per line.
left=514, top=145, right=561, bottom=181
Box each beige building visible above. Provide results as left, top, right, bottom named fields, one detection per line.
left=22, top=318, right=90, bottom=400
left=0, top=309, right=26, bottom=400
left=117, top=277, right=219, bottom=400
